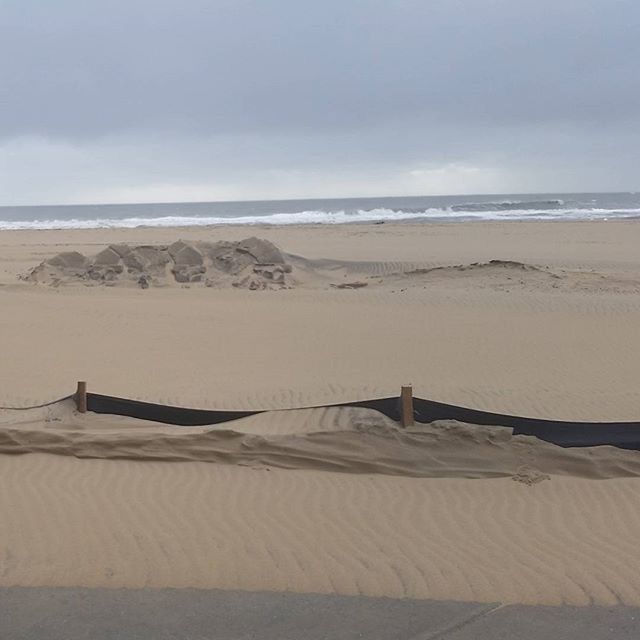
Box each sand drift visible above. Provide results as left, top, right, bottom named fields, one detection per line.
left=2, top=400, right=640, bottom=481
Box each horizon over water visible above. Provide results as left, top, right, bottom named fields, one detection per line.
left=1, top=192, right=639, bottom=230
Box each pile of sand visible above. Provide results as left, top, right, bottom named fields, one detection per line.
left=396, top=260, right=640, bottom=295
left=23, top=238, right=640, bottom=296
left=23, top=237, right=294, bottom=289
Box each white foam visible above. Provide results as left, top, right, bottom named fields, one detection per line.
left=1, top=206, right=640, bottom=230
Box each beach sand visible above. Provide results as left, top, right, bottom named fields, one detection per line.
left=2, top=220, right=640, bottom=606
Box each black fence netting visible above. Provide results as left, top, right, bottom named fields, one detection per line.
left=86, top=393, right=640, bottom=451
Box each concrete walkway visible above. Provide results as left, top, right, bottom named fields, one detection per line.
left=1, top=587, right=638, bottom=639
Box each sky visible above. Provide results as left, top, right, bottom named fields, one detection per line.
left=1, top=0, right=639, bottom=205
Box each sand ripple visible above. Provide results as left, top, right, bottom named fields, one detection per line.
left=2, top=453, right=640, bottom=605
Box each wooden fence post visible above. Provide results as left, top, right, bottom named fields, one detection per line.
left=400, top=385, right=414, bottom=427
left=75, top=381, right=87, bottom=413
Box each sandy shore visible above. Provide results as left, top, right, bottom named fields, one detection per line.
left=4, top=452, right=640, bottom=606
left=2, top=220, right=640, bottom=605
left=2, top=221, right=640, bottom=417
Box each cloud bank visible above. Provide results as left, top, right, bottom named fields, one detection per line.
left=1, top=0, right=638, bottom=204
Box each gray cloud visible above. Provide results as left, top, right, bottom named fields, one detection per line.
left=1, top=0, right=638, bottom=204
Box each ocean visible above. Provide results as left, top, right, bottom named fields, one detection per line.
left=1, top=192, right=639, bottom=230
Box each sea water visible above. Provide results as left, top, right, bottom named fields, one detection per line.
left=1, top=192, right=639, bottom=230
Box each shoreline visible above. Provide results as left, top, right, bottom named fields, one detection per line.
left=3, top=219, right=640, bottom=277
left=0, top=216, right=637, bottom=233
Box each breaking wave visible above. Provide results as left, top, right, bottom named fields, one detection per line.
left=2, top=200, right=640, bottom=230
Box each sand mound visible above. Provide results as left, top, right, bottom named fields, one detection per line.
left=23, top=243, right=640, bottom=296
left=23, top=237, right=294, bottom=289
left=288, top=255, right=640, bottom=296
left=2, top=401, right=640, bottom=480
left=407, top=259, right=543, bottom=274
left=334, top=259, right=640, bottom=296
left=400, top=260, right=561, bottom=289
left=398, top=260, right=640, bottom=295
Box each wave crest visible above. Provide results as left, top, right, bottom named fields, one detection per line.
left=2, top=204, right=640, bottom=230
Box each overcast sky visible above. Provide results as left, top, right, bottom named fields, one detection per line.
left=1, top=0, right=638, bottom=205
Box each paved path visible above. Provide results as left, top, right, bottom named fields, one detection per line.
left=1, top=587, right=638, bottom=639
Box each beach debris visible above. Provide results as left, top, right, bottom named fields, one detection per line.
left=23, top=237, right=294, bottom=290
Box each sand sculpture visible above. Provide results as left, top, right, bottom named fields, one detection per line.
left=24, top=239, right=636, bottom=296
left=24, top=237, right=293, bottom=289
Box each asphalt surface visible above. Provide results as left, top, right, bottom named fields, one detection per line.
left=1, top=587, right=638, bottom=639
